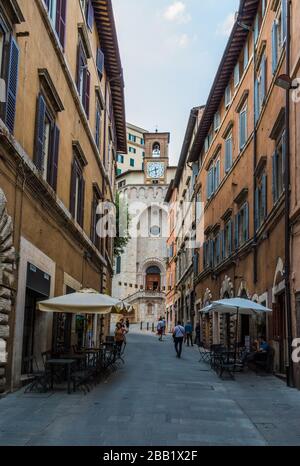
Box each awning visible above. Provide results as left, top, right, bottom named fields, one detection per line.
left=37, top=288, right=131, bottom=315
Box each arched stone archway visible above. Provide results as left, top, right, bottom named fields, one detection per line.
left=138, top=258, right=166, bottom=290
left=0, top=189, right=15, bottom=392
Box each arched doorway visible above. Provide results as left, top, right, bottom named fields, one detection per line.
left=146, top=266, right=161, bottom=291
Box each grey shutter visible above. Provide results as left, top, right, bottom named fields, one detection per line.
left=244, top=202, right=249, bottom=241
left=5, top=36, right=20, bottom=134
left=48, top=124, right=60, bottom=191
left=262, top=174, right=267, bottom=220
left=254, top=78, right=259, bottom=123
left=235, top=214, right=239, bottom=250
left=255, top=187, right=259, bottom=231
left=78, top=177, right=85, bottom=228
left=228, top=220, right=232, bottom=256
left=272, top=151, right=278, bottom=203
left=261, top=55, right=266, bottom=104
left=69, top=159, right=77, bottom=218
left=34, top=94, right=46, bottom=171
left=272, top=22, right=278, bottom=74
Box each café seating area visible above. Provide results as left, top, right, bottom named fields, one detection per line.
left=198, top=343, right=275, bottom=380
left=24, top=337, right=125, bottom=395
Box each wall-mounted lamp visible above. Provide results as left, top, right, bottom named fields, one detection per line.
left=275, top=74, right=299, bottom=91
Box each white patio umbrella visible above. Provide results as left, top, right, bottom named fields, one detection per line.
left=37, top=288, right=131, bottom=315
left=201, top=298, right=272, bottom=315
left=200, top=298, right=272, bottom=359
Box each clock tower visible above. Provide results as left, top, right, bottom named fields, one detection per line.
left=143, top=132, right=170, bottom=185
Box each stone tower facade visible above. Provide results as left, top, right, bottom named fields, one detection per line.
left=113, top=132, right=176, bottom=325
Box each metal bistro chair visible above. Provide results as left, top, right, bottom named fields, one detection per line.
left=198, top=342, right=212, bottom=364
left=24, top=356, right=50, bottom=393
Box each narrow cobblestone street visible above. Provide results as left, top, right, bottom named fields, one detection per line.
left=0, top=327, right=300, bottom=446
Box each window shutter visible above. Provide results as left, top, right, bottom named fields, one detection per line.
left=211, top=167, right=214, bottom=195
left=244, top=202, right=249, bottom=241
left=209, top=240, right=214, bottom=268
left=254, top=78, right=259, bottom=123
left=281, top=0, right=287, bottom=43
left=272, top=151, right=278, bottom=203
left=76, top=43, right=83, bottom=91
left=70, top=160, right=77, bottom=218
left=84, top=70, right=91, bottom=118
left=225, top=137, right=232, bottom=172
left=228, top=220, right=232, bottom=256
left=5, top=36, right=19, bottom=134
left=261, top=56, right=266, bottom=104
left=244, top=42, right=248, bottom=70
left=95, top=105, right=101, bottom=148
left=56, top=0, right=67, bottom=48
left=87, top=0, right=94, bottom=31
left=221, top=230, right=225, bottom=260
left=254, top=14, right=259, bottom=43
left=78, top=177, right=85, bottom=228
left=48, top=124, right=60, bottom=191
left=216, top=160, right=220, bottom=188
left=282, top=131, right=286, bottom=176
left=234, top=214, right=239, bottom=250
left=203, top=242, right=206, bottom=269
left=272, top=22, right=278, bottom=74
left=262, top=174, right=267, bottom=220
left=255, top=187, right=259, bottom=231
left=34, top=94, right=46, bottom=171
left=96, top=48, right=105, bottom=79
left=206, top=172, right=210, bottom=200
left=216, top=234, right=221, bottom=265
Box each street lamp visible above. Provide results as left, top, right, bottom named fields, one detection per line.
left=275, top=74, right=299, bottom=91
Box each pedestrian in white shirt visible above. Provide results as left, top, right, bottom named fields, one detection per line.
left=173, top=321, right=185, bottom=358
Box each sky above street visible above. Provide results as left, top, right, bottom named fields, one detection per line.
left=112, top=0, right=240, bottom=165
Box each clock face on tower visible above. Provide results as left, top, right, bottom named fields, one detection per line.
left=147, top=162, right=165, bottom=179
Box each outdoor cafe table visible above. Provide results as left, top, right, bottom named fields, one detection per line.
left=46, top=359, right=76, bottom=394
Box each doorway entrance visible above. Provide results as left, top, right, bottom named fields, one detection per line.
left=21, top=263, right=51, bottom=374
left=146, top=266, right=161, bottom=291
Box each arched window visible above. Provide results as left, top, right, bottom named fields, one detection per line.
left=152, top=143, right=160, bottom=157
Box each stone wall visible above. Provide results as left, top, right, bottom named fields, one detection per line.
left=0, top=189, right=14, bottom=393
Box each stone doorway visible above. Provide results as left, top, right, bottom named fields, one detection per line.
left=146, top=266, right=161, bottom=291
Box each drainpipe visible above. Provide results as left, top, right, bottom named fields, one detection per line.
left=284, top=0, right=294, bottom=388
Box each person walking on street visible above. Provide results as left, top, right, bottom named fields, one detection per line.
left=162, top=317, right=166, bottom=335
left=195, top=321, right=201, bottom=346
left=173, top=321, right=185, bottom=358
left=115, top=323, right=125, bottom=355
left=157, top=317, right=164, bottom=341
left=125, top=318, right=130, bottom=331
left=184, top=321, right=193, bottom=347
